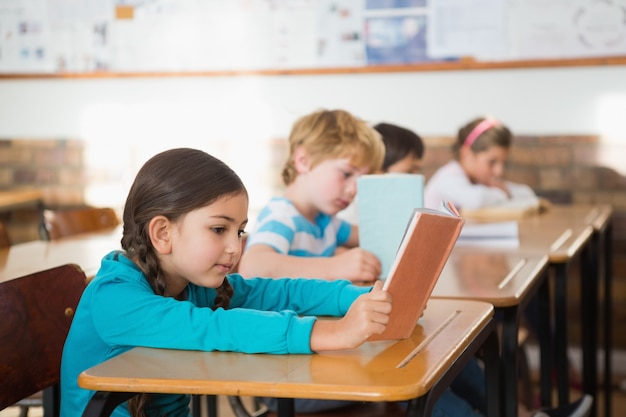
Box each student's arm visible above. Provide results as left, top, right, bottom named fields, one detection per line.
left=343, top=224, right=360, bottom=247
left=89, top=273, right=382, bottom=355
left=426, top=160, right=508, bottom=210
left=505, top=181, right=539, bottom=200
left=436, top=175, right=510, bottom=210
left=310, top=281, right=391, bottom=351
left=239, top=243, right=380, bottom=283
left=487, top=177, right=512, bottom=198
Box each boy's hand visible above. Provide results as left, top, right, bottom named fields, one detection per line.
left=310, top=281, right=392, bottom=351
left=332, top=248, right=382, bottom=283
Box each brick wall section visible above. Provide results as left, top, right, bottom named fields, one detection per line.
left=0, top=139, right=86, bottom=242
left=0, top=139, right=86, bottom=206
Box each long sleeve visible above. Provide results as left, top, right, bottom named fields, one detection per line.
left=425, top=160, right=537, bottom=211
left=88, top=271, right=367, bottom=355
left=61, top=251, right=370, bottom=417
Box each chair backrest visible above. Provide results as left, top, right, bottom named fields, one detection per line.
left=0, top=222, right=10, bottom=248
left=0, top=264, right=87, bottom=412
left=42, top=207, right=120, bottom=240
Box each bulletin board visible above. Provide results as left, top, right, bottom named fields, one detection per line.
left=1, top=0, right=625, bottom=78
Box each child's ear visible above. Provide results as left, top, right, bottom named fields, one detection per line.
left=148, top=216, right=173, bottom=254
left=459, top=145, right=474, bottom=161
left=293, top=146, right=311, bottom=174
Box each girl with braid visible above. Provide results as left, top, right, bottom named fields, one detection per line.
left=60, top=148, right=392, bottom=417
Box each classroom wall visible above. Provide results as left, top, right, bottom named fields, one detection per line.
left=1, top=66, right=625, bottom=140
left=1, top=64, right=626, bottom=350
left=2, top=64, right=625, bottom=210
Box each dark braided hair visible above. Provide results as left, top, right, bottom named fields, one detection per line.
left=121, top=148, right=246, bottom=417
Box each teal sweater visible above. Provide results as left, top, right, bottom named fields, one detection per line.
left=60, top=251, right=369, bottom=417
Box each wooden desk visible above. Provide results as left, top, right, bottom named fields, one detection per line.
left=455, top=204, right=604, bottom=414
left=516, top=216, right=594, bottom=408
left=0, top=227, right=121, bottom=283
left=0, top=188, right=43, bottom=212
left=432, top=252, right=550, bottom=417
left=586, top=205, right=613, bottom=417
left=522, top=204, right=614, bottom=416
left=78, top=299, right=500, bottom=417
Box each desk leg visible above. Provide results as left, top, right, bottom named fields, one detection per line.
left=483, top=325, right=501, bottom=417
left=603, top=224, right=613, bottom=417
left=553, top=262, right=570, bottom=407
left=501, top=306, right=520, bottom=417
left=81, top=391, right=138, bottom=417
left=192, top=395, right=202, bottom=417
left=581, top=240, right=598, bottom=417
left=206, top=395, right=218, bottom=417
left=191, top=395, right=218, bottom=417
left=538, top=270, right=553, bottom=408
left=406, top=319, right=500, bottom=417
left=276, top=398, right=295, bottom=417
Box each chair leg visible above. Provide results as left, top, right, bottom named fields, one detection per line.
left=18, top=406, right=29, bottom=417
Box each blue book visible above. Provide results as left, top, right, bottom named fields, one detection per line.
left=357, top=173, right=424, bottom=278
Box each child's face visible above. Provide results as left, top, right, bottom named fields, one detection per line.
left=162, top=192, right=248, bottom=292
left=461, top=145, right=509, bottom=186
left=386, top=153, right=422, bottom=174
left=303, top=157, right=370, bottom=216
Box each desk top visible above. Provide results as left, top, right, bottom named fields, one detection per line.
left=522, top=204, right=613, bottom=233
left=0, top=188, right=43, bottom=211
left=0, top=227, right=121, bottom=283
left=78, top=299, right=494, bottom=402
left=514, top=204, right=612, bottom=262
left=517, top=221, right=593, bottom=263
left=456, top=205, right=601, bottom=264
left=433, top=252, right=549, bottom=308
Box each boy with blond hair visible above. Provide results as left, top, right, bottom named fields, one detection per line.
left=239, top=108, right=384, bottom=282
left=240, top=109, right=499, bottom=416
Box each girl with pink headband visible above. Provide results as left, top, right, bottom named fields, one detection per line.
left=424, top=115, right=540, bottom=211
left=424, top=117, right=592, bottom=417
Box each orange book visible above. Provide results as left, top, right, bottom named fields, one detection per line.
left=368, top=201, right=464, bottom=341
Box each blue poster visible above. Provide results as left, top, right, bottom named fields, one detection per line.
left=365, top=15, right=436, bottom=64
left=366, top=0, right=427, bottom=9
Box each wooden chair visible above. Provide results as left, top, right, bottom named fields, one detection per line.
left=41, top=206, right=120, bottom=240
left=0, top=264, right=87, bottom=417
left=0, top=221, right=10, bottom=248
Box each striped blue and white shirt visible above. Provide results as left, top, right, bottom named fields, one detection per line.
left=246, top=197, right=352, bottom=257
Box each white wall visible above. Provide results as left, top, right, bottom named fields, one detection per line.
left=1, top=65, right=625, bottom=209
left=1, top=65, right=625, bottom=138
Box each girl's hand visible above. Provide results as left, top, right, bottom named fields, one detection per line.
left=331, top=248, right=382, bottom=283
left=488, top=177, right=512, bottom=198
left=310, top=281, right=392, bottom=351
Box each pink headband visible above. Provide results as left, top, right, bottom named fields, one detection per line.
left=464, top=118, right=500, bottom=148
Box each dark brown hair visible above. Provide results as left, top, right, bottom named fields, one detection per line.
left=121, top=148, right=246, bottom=417
left=373, top=122, right=425, bottom=171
